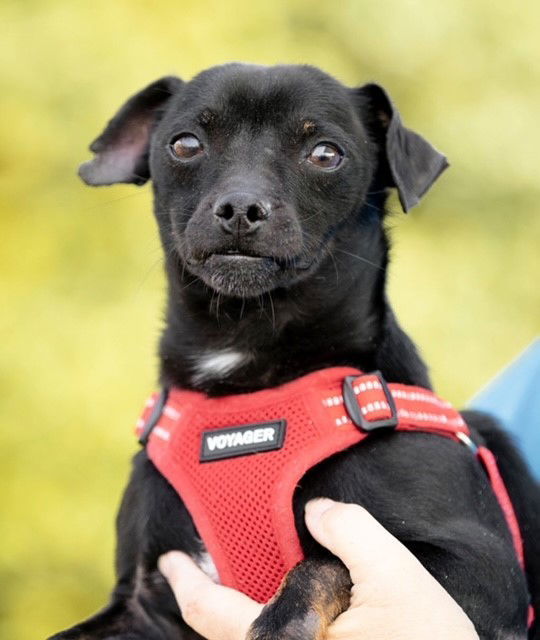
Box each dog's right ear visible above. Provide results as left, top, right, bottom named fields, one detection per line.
left=79, top=76, right=182, bottom=187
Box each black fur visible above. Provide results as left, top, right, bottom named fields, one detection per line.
left=51, top=64, right=539, bottom=640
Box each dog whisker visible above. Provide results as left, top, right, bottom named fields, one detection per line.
left=179, top=276, right=200, bottom=292
left=79, top=188, right=149, bottom=212
left=326, top=247, right=340, bottom=286
left=134, top=256, right=165, bottom=294
left=267, top=291, right=276, bottom=333
left=333, top=248, right=384, bottom=271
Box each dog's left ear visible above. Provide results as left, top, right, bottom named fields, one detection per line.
left=79, top=76, right=183, bottom=187
left=355, top=83, right=448, bottom=212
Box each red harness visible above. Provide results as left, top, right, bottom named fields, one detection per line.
left=136, top=367, right=532, bottom=624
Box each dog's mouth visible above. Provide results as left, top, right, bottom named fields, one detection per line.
left=205, top=250, right=274, bottom=263
left=187, top=248, right=314, bottom=270
left=184, top=248, right=316, bottom=298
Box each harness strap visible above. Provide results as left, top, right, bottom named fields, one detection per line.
left=476, top=446, right=525, bottom=568
left=476, top=446, right=535, bottom=628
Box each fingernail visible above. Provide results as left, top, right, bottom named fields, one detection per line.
left=158, top=552, right=173, bottom=577
left=305, top=498, right=336, bottom=527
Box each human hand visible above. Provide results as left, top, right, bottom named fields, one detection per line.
left=158, top=499, right=478, bottom=640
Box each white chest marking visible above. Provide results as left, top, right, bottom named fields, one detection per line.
left=192, top=349, right=247, bottom=384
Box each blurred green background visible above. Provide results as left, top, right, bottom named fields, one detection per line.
left=1, top=1, right=539, bottom=638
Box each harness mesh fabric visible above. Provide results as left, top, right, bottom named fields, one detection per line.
left=184, top=396, right=312, bottom=597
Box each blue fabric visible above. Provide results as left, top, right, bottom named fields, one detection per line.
left=469, top=339, right=540, bottom=480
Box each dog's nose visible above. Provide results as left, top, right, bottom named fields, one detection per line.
left=213, top=192, right=271, bottom=235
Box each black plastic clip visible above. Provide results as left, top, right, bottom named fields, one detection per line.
left=342, top=371, right=398, bottom=432
left=138, top=388, right=169, bottom=446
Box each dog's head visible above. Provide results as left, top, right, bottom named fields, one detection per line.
left=80, top=64, right=447, bottom=298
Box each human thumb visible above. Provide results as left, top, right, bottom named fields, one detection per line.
left=304, top=499, right=432, bottom=595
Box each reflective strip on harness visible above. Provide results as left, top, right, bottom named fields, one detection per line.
left=135, top=366, right=531, bottom=625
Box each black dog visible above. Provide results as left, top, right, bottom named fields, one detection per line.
left=51, top=64, right=540, bottom=640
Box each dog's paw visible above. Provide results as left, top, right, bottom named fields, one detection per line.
left=248, top=606, right=326, bottom=640
left=247, top=558, right=350, bottom=640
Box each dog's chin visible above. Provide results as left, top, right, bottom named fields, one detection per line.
left=187, top=254, right=284, bottom=298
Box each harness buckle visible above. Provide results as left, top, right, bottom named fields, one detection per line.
left=342, top=371, right=398, bottom=432
left=138, top=388, right=169, bottom=446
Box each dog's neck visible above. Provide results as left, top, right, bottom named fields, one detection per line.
left=158, top=201, right=431, bottom=395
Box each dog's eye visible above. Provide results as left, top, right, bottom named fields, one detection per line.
left=170, top=134, right=204, bottom=160
left=307, top=143, right=343, bottom=169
